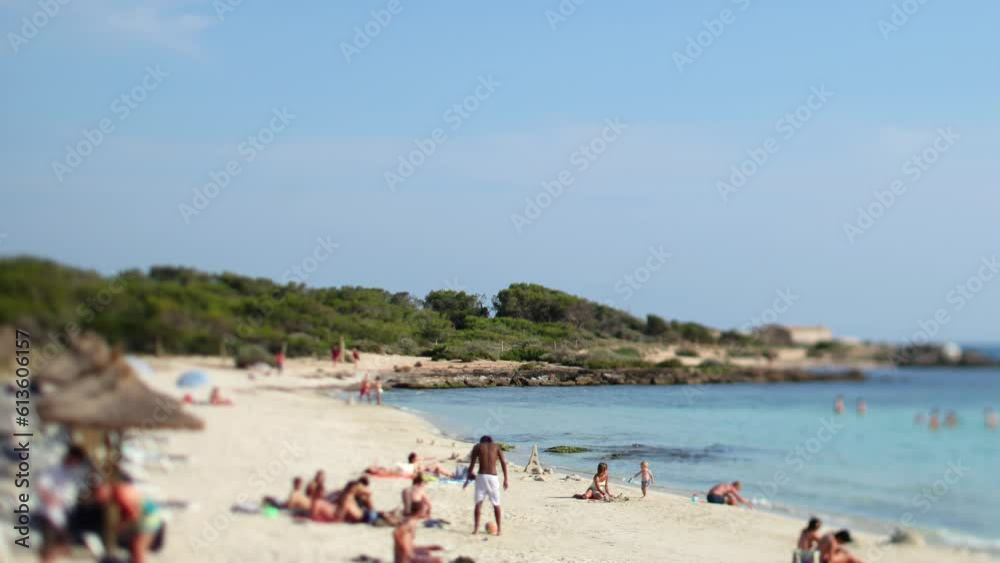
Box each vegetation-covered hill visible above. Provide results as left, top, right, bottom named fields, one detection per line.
left=0, top=257, right=739, bottom=366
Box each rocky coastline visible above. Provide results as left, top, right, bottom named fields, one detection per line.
left=384, top=363, right=866, bottom=389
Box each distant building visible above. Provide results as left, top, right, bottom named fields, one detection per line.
left=752, top=324, right=833, bottom=347
left=786, top=325, right=834, bottom=346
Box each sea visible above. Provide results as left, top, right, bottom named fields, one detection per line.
left=388, top=357, right=1000, bottom=553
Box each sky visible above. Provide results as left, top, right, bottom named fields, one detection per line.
left=1, top=0, right=998, bottom=342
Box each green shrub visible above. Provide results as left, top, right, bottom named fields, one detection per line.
left=500, top=346, right=547, bottom=362
left=676, top=348, right=699, bottom=357
left=696, top=359, right=729, bottom=374
left=656, top=358, right=684, bottom=368
left=235, top=344, right=273, bottom=368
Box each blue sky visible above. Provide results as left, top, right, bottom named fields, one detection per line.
left=1, top=0, right=998, bottom=342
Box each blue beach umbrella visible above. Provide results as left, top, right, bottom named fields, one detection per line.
left=176, top=370, right=210, bottom=388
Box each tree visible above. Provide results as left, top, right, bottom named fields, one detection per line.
left=424, top=290, right=488, bottom=329
left=645, top=314, right=670, bottom=337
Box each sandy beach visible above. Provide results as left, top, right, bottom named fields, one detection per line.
left=9, top=355, right=999, bottom=563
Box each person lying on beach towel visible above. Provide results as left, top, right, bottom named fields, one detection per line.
left=402, top=474, right=432, bottom=519
left=368, top=453, right=457, bottom=479
left=818, top=530, right=865, bottom=563
left=573, top=463, right=612, bottom=501
left=262, top=477, right=311, bottom=513
left=394, top=514, right=444, bottom=563
left=706, top=481, right=752, bottom=508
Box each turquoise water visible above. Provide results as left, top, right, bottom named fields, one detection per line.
left=388, top=368, right=1000, bottom=551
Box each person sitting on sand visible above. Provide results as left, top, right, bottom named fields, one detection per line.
left=285, top=477, right=311, bottom=512
left=310, top=477, right=372, bottom=523
left=263, top=477, right=311, bottom=513
left=707, top=481, right=752, bottom=508
left=402, top=473, right=432, bottom=519
left=308, top=481, right=339, bottom=522
left=209, top=387, right=232, bottom=405
left=574, top=462, right=612, bottom=501
left=95, top=478, right=165, bottom=563
left=310, top=470, right=327, bottom=499
left=818, top=529, right=865, bottom=563
left=394, top=514, right=444, bottom=563
left=798, top=517, right=823, bottom=552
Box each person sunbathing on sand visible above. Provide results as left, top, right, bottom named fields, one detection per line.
left=574, top=462, right=612, bottom=501
left=369, top=453, right=454, bottom=478
left=209, top=387, right=232, bottom=405
left=264, top=477, right=312, bottom=512
left=309, top=477, right=373, bottom=523
left=285, top=477, right=311, bottom=512
left=402, top=473, right=432, bottom=519
left=707, top=481, right=752, bottom=508
left=798, top=517, right=823, bottom=552
left=818, top=530, right=865, bottom=563
left=411, top=453, right=453, bottom=476
left=394, top=515, right=444, bottom=563
left=309, top=470, right=327, bottom=499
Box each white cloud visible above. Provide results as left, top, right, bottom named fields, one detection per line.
left=82, top=0, right=215, bottom=56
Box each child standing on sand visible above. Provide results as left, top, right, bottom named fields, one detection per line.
left=375, top=376, right=383, bottom=406
left=629, top=460, right=654, bottom=497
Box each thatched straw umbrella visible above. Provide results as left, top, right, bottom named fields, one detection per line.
left=35, top=332, right=114, bottom=387
left=38, top=363, right=204, bottom=431
left=38, top=343, right=203, bottom=552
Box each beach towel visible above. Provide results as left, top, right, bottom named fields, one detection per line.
left=364, top=470, right=413, bottom=479
left=230, top=502, right=261, bottom=514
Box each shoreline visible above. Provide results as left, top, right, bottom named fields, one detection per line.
left=390, top=398, right=1000, bottom=559
left=9, top=355, right=999, bottom=563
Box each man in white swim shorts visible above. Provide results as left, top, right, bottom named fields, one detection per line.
left=463, top=435, right=509, bottom=535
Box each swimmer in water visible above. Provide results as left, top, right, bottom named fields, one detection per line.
left=945, top=411, right=958, bottom=429
left=929, top=409, right=940, bottom=431
left=834, top=395, right=845, bottom=415
left=986, top=407, right=998, bottom=431
left=856, top=398, right=867, bottom=416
